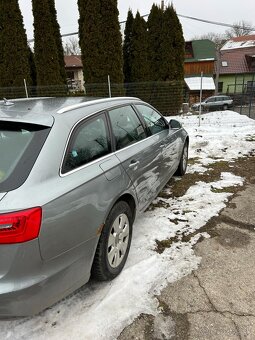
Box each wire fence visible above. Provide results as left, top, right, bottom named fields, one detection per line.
left=1, top=81, right=255, bottom=119
left=0, top=81, right=185, bottom=116
left=226, top=85, right=255, bottom=119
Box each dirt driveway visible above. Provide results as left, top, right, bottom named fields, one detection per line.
left=118, top=157, right=255, bottom=340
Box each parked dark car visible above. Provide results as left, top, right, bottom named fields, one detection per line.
left=0, top=97, right=189, bottom=316
left=192, top=95, right=233, bottom=111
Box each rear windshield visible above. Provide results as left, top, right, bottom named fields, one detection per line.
left=0, top=122, right=50, bottom=192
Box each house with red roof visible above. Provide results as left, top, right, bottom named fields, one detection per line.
left=64, top=55, right=84, bottom=92
left=218, top=35, right=255, bottom=94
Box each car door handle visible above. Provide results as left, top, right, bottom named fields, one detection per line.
left=129, top=160, right=140, bottom=168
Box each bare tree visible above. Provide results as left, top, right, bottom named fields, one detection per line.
left=63, top=37, right=81, bottom=55
left=192, top=32, right=226, bottom=49
left=225, top=20, right=254, bottom=39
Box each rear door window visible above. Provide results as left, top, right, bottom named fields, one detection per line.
left=0, top=122, right=50, bottom=192
left=62, top=114, right=111, bottom=173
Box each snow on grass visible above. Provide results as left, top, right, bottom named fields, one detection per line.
left=176, top=110, right=255, bottom=172
left=0, top=111, right=255, bottom=340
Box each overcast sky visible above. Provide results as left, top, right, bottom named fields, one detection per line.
left=19, top=0, right=255, bottom=41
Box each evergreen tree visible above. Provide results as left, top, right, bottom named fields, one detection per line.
left=100, top=0, right=123, bottom=84
left=128, top=12, right=150, bottom=101
left=47, top=0, right=66, bottom=83
left=162, top=5, right=185, bottom=115
left=0, top=0, right=31, bottom=87
left=158, top=5, right=185, bottom=81
left=28, top=47, right=37, bottom=86
left=123, top=10, right=134, bottom=83
left=129, top=12, right=150, bottom=82
left=147, top=4, right=185, bottom=115
left=170, top=6, right=185, bottom=81
left=32, top=0, right=65, bottom=86
left=78, top=0, right=123, bottom=89
left=147, top=4, right=163, bottom=81
left=78, top=0, right=101, bottom=84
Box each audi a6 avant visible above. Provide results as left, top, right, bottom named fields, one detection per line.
left=0, top=97, right=188, bottom=316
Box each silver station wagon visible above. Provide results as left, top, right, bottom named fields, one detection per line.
left=0, top=97, right=189, bottom=316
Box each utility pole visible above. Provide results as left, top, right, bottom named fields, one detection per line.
left=215, top=47, right=221, bottom=95
left=161, top=1, right=164, bottom=10
left=199, top=71, right=203, bottom=127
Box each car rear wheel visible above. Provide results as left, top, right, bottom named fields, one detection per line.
left=91, top=201, right=133, bottom=281
left=175, top=141, right=188, bottom=176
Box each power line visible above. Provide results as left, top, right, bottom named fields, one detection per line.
left=28, top=13, right=255, bottom=43
left=177, top=14, right=255, bottom=30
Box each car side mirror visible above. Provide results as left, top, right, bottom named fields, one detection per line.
left=169, top=119, right=182, bottom=129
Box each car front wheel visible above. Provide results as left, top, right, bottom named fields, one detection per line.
left=223, top=104, right=228, bottom=110
left=91, top=201, right=133, bottom=281
left=175, top=141, right=188, bottom=176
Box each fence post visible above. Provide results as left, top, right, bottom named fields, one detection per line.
left=108, top=75, right=111, bottom=98
left=24, top=79, right=29, bottom=98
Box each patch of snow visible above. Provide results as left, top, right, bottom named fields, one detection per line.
left=185, top=76, right=215, bottom=90
left=221, top=40, right=255, bottom=50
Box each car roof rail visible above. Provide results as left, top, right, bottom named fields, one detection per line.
left=57, top=97, right=140, bottom=114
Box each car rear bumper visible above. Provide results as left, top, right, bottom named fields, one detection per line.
left=0, top=238, right=97, bottom=316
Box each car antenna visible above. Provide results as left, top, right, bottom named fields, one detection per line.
left=3, top=98, right=14, bottom=106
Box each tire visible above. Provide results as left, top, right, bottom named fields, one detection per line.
left=175, top=141, right=188, bottom=176
left=223, top=104, right=228, bottom=110
left=91, top=201, right=133, bottom=281
left=202, top=105, right=208, bottom=113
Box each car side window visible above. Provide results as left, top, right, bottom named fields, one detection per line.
left=62, top=114, right=110, bottom=173
left=135, top=104, right=168, bottom=135
left=206, top=98, right=215, bottom=103
left=108, top=105, right=146, bottom=151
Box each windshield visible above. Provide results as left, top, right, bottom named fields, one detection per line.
left=0, top=122, right=50, bottom=192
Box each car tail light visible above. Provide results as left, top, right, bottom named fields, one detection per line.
left=0, top=207, right=42, bottom=244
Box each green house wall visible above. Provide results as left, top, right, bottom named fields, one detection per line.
left=219, top=74, right=255, bottom=94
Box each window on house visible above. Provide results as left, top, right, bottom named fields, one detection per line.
left=247, top=81, right=255, bottom=93
left=222, top=61, right=228, bottom=67
left=218, top=82, right=223, bottom=93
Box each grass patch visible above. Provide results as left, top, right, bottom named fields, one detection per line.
left=210, top=186, right=238, bottom=194
left=153, top=155, right=255, bottom=254
left=155, top=222, right=220, bottom=254
left=188, top=157, right=200, bottom=165
left=147, top=199, right=170, bottom=211
left=157, top=156, right=255, bottom=201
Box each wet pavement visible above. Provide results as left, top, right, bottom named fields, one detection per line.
left=118, top=177, right=255, bottom=339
